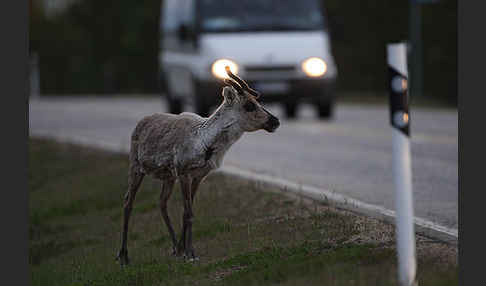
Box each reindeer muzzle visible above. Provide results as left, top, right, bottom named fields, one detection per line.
left=263, top=114, right=280, bottom=133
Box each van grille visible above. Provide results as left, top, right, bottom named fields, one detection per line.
left=244, top=65, right=297, bottom=80
left=245, top=65, right=296, bottom=73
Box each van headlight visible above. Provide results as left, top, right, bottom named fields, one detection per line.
left=211, top=59, right=238, bottom=79
left=302, top=57, right=327, bottom=77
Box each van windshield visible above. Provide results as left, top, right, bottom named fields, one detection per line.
left=198, top=0, right=325, bottom=33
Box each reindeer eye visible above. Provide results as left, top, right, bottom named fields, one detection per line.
left=243, top=101, right=257, bottom=112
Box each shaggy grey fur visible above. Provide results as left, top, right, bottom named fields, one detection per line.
left=116, top=71, right=280, bottom=264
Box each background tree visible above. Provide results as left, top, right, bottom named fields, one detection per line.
left=30, top=0, right=456, bottom=105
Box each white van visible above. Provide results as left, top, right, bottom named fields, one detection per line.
left=159, top=0, right=338, bottom=119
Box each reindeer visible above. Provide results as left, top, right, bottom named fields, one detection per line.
left=116, top=67, right=280, bottom=264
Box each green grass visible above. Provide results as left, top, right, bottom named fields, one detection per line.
left=29, top=138, right=457, bottom=285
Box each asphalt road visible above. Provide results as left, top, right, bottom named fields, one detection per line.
left=29, top=96, right=458, bottom=231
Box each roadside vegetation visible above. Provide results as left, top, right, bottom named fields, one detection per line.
left=31, top=0, right=456, bottom=105
left=29, top=138, right=457, bottom=285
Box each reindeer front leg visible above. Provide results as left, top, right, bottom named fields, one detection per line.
left=177, top=176, right=199, bottom=261
left=159, top=178, right=177, bottom=256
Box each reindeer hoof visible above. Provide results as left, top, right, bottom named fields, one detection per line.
left=185, top=256, right=199, bottom=263
left=116, top=249, right=130, bottom=265
left=184, top=251, right=199, bottom=262
left=170, top=246, right=179, bottom=257
left=175, top=245, right=185, bottom=257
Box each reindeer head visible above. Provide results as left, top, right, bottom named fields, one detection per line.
left=221, top=66, right=280, bottom=133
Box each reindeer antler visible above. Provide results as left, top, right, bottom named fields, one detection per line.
left=223, top=78, right=244, bottom=94
left=225, top=66, right=261, bottom=98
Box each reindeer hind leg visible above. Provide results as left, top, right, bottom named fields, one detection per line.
left=116, top=164, right=145, bottom=265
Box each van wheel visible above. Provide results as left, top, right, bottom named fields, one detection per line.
left=194, top=81, right=212, bottom=117
left=168, top=96, right=183, bottom=114
left=284, top=101, right=298, bottom=119
left=195, top=99, right=211, bottom=117
left=163, top=74, right=184, bottom=114
left=315, top=100, right=334, bottom=119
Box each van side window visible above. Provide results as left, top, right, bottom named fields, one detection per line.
left=179, top=0, right=195, bottom=29
left=161, top=0, right=194, bottom=32
left=161, top=0, right=179, bottom=33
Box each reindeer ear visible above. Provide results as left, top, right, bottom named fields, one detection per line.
left=222, top=86, right=237, bottom=103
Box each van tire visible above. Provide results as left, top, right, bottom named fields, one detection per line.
left=284, top=101, right=298, bottom=119
left=193, top=80, right=212, bottom=117
left=162, top=73, right=184, bottom=114
left=195, top=100, right=211, bottom=117
left=315, top=100, right=334, bottom=119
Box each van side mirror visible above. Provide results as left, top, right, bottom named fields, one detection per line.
left=177, top=24, right=194, bottom=42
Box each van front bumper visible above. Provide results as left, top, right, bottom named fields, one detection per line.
left=197, top=77, right=337, bottom=107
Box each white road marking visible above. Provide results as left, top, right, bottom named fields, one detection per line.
left=218, top=165, right=458, bottom=244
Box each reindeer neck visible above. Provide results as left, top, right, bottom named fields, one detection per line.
left=198, top=102, right=243, bottom=151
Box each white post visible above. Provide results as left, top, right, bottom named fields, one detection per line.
left=387, top=42, right=417, bottom=286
